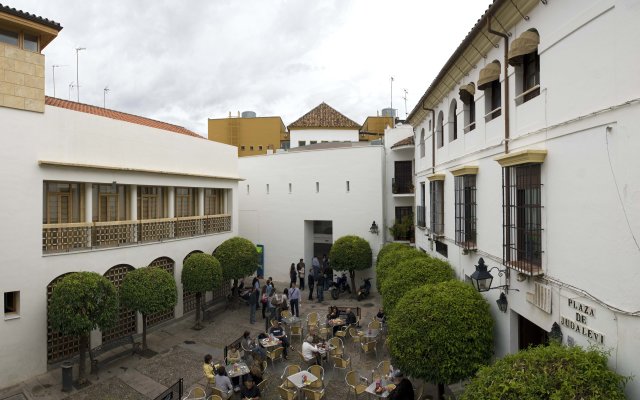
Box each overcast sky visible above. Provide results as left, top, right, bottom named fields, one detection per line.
left=13, top=0, right=489, bottom=135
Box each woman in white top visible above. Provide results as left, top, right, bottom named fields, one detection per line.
left=301, top=336, right=321, bottom=365
left=273, top=289, right=288, bottom=321
left=215, top=365, right=234, bottom=399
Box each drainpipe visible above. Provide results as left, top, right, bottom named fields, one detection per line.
left=488, top=15, right=510, bottom=154
left=421, top=103, right=436, bottom=174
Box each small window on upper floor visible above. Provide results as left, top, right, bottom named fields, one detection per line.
left=509, top=29, right=540, bottom=105
left=310, top=141, right=317, bottom=145
left=436, top=111, right=444, bottom=148
left=4, top=291, right=20, bottom=317
left=240, top=146, right=246, bottom=151
left=298, top=141, right=306, bottom=147
left=23, top=33, right=39, bottom=52
left=0, top=28, right=39, bottom=52
left=246, top=185, right=250, bottom=195
left=288, top=183, right=292, bottom=193
left=316, top=182, right=319, bottom=193
left=448, top=99, right=458, bottom=142
left=459, top=83, right=476, bottom=133
left=346, top=181, right=350, bottom=192
left=266, top=184, right=269, bottom=194
left=258, top=145, right=263, bottom=151
left=0, top=28, right=19, bottom=47
left=478, top=60, right=502, bottom=122
left=419, top=128, right=425, bottom=158
left=250, top=146, right=254, bottom=151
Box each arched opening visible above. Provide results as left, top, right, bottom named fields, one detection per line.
left=47, top=273, right=81, bottom=363
left=102, top=264, right=136, bottom=342
left=449, top=99, right=458, bottom=142
left=437, top=111, right=444, bottom=148
left=147, top=257, right=176, bottom=326
left=183, top=250, right=203, bottom=313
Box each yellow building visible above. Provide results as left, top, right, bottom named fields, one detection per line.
left=359, top=116, right=394, bottom=142
left=208, top=112, right=288, bottom=157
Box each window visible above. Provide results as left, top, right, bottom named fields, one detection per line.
left=448, top=100, right=458, bottom=142
left=4, top=291, right=19, bottom=316
left=0, top=28, right=19, bottom=46
left=435, top=240, right=448, bottom=258
left=316, top=182, right=319, bottom=193
left=175, top=187, right=196, bottom=217
left=258, top=145, right=263, bottom=151
left=393, top=161, right=413, bottom=194
left=246, top=185, right=250, bottom=195
left=436, top=111, right=444, bottom=148
left=419, top=128, right=425, bottom=158
left=521, top=51, right=540, bottom=102
left=460, top=83, right=476, bottom=133
left=298, top=141, right=306, bottom=147
left=511, top=29, right=540, bottom=104
left=240, top=146, right=246, bottom=151
left=137, top=186, right=165, bottom=220
left=23, top=33, right=38, bottom=52
left=310, top=141, right=317, bottom=145
left=393, top=206, right=414, bottom=241
left=503, top=163, right=542, bottom=274
left=280, top=141, right=290, bottom=150
left=455, top=175, right=477, bottom=249
left=485, top=80, right=502, bottom=121
left=250, top=146, right=254, bottom=151
left=43, top=182, right=83, bottom=224
left=266, top=184, right=269, bottom=194
left=346, top=181, right=350, bottom=192
left=204, top=188, right=225, bottom=215
left=93, top=184, right=127, bottom=222
left=429, top=180, right=444, bottom=235
left=417, top=182, right=426, bottom=228
left=288, top=183, right=292, bottom=193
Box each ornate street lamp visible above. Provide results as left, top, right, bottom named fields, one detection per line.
left=496, top=292, right=508, bottom=313
left=470, top=258, right=495, bottom=292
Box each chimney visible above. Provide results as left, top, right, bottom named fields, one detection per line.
left=0, top=6, right=62, bottom=112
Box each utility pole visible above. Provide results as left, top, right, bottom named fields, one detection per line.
left=68, top=81, right=75, bottom=100
left=390, top=76, right=394, bottom=112
left=75, top=47, right=86, bottom=102
left=403, top=89, right=409, bottom=118
left=51, top=65, right=67, bottom=98
left=103, top=86, right=109, bottom=108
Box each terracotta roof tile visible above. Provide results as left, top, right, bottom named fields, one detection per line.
left=45, top=97, right=202, bottom=138
left=0, top=3, right=62, bottom=31
left=391, top=136, right=414, bottom=148
left=287, top=102, right=360, bottom=130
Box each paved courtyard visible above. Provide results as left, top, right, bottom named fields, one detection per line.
left=0, top=282, right=461, bottom=400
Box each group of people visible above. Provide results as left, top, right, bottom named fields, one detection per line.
left=202, top=353, right=263, bottom=399
left=290, top=255, right=332, bottom=302
left=245, top=276, right=303, bottom=328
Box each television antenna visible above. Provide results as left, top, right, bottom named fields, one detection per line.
left=51, top=64, right=68, bottom=97
left=103, top=86, right=110, bottom=108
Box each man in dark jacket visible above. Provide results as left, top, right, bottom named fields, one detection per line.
left=308, top=273, right=315, bottom=301
left=387, top=370, right=414, bottom=400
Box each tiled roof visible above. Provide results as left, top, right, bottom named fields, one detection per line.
left=288, top=102, right=361, bottom=130
left=391, top=136, right=414, bottom=148
left=45, top=97, right=202, bottom=138
left=0, top=3, right=62, bottom=31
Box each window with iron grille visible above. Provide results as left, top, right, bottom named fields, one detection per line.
left=417, top=182, right=426, bottom=228
left=455, top=175, right=477, bottom=249
left=429, top=180, right=444, bottom=235
left=502, top=163, right=542, bottom=275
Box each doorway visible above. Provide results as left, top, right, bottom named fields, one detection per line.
left=518, top=314, right=548, bottom=350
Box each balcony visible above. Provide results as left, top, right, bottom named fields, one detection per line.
left=42, top=214, right=232, bottom=254
left=392, top=178, right=414, bottom=197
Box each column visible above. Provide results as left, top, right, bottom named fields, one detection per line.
left=198, top=188, right=205, bottom=216
left=129, top=185, right=137, bottom=242
left=167, top=187, right=175, bottom=238
left=84, top=184, right=93, bottom=247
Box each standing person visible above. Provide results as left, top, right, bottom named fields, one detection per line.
left=248, top=283, right=258, bottom=324
left=297, top=258, right=306, bottom=290
left=288, top=282, right=300, bottom=317
left=307, top=271, right=315, bottom=301
left=203, top=354, right=215, bottom=387
left=260, top=285, right=268, bottom=319
left=276, top=288, right=288, bottom=321
left=289, top=263, right=297, bottom=287
left=269, top=320, right=290, bottom=359
left=266, top=288, right=277, bottom=331
left=314, top=256, right=324, bottom=302
left=322, top=254, right=331, bottom=290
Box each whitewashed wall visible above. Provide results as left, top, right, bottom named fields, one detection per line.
left=412, top=0, right=640, bottom=397
left=238, top=145, right=385, bottom=284
left=0, top=104, right=239, bottom=388
left=289, top=128, right=359, bottom=148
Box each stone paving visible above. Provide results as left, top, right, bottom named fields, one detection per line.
left=0, top=281, right=462, bottom=400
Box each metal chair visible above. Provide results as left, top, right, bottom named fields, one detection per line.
left=182, top=387, right=207, bottom=400
left=267, top=346, right=285, bottom=366
left=303, top=387, right=326, bottom=400
left=281, top=364, right=302, bottom=389
left=328, top=337, right=344, bottom=357
left=290, top=324, right=304, bottom=343
left=306, top=312, right=319, bottom=325
left=360, top=340, right=378, bottom=360
left=278, top=383, right=298, bottom=400
left=281, top=310, right=292, bottom=319
left=271, top=319, right=280, bottom=328
left=318, top=327, right=330, bottom=341
left=368, top=320, right=381, bottom=330
left=209, top=386, right=226, bottom=400
left=209, top=396, right=223, bottom=400
left=376, top=360, right=391, bottom=378
left=348, top=327, right=362, bottom=349
left=257, top=377, right=270, bottom=394
left=332, top=355, right=351, bottom=380
left=307, top=365, right=324, bottom=389
left=345, top=370, right=368, bottom=400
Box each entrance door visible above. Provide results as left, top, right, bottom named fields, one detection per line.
left=518, top=314, right=548, bottom=350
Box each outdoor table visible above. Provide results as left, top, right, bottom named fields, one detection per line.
left=358, top=328, right=380, bottom=339
left=287, top=370, right=318, bottom=398
left=365, top=379, right=395, bottom=398
left=227, top=362, right=250, bottom=388
left=282, top=316, right=301, bottom=325
left=260, top=337, right=281, bottom=349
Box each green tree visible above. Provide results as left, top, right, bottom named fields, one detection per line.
left=329, top=235, right=372, bottom=296
left=460, top=343, right=628, bottom=400
left=214, top=237, right=259, bottom=300
left=181, top=253, right=223, bottom=329
left=120, top=267, right=177, bottom=351
left=388, top=280, right=493, bottom=400
left=375, top=246, right=426, bottom=293
left=381, top=256, right=455, bottom=316
left=49, top=272, right=118, bottom=383
left=376, top=242, right=409, bottom=264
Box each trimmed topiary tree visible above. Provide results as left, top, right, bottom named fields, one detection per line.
left=329, top=235, right=372, bottom=296
left=49, top=271, right=118, bottom=384
left=120, top=267, right=177, bottom=351
left=376, top=242, right=409, bottom=265
left=460, top=343, right=628, bottom=400
left=376, top=247, right=427, bottom=293
left=181, top=253, right=222, bottom=329
left=381, top=256, right=455, bottom=316
left=388, top=280, right=494, bottom=400
left=214, top=237, right=259, bottom=301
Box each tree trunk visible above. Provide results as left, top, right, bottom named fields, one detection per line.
left=437, top=383, right=445, bottom=400
left=195, top=292, right=202, bottom=329
left=77, top=334, right=88, bottom=384
left=349, top=270, right=356, bottom=299
left=142, top=314, right=148, bottom=351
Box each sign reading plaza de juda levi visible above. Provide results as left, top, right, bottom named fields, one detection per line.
left=560, top=299, right=605, bottom=345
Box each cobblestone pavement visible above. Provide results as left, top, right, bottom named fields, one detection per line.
left=0, top=281, right=460, bottom=400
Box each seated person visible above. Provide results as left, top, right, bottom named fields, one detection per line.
left=225, top=345, right=242, bottom=389
left=307, top=326, right=322, bottom=344
left=345, top=308, right=357, bottom=326
left=268, top=321, right=289, bottom=359
left=302, top=336, right=323, bottom=365
left=242, top=331, right=267, bottom=361
left=386, top=370, right=414, bottom=400
left=327, top=306, right=338, bottom=321
left=376, top=307, right=386, bottom=323
left=215, top=365, right=234, bottom=399
left=203, top=354, right=215, bottom=386
left=240, top=377, right=261, bottom=400
left=249, top=361, right=264, bottom=386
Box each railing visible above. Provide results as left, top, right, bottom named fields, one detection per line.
left=416, top=206, right=426, bottom=228
left=392, top=178, right=414, bottom=194
left=153, top=378, right=183, bottom=400
left=43, top=214, right=232, bottom=254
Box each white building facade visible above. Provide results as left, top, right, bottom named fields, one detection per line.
left=0, top=9, right=240, bottom=387
left=287, top=102, right=361, bottom=149
left=409, top=0, right=640, bottom=397
left=238, top=143, right=384, bottom=284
